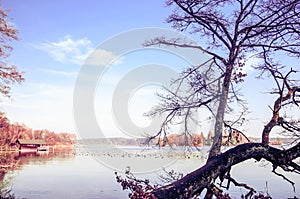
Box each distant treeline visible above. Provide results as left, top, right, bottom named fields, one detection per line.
left=78, top=132, right=289, bottom=147
left=0, top=111, right=76, bottom=148
left=77, top=133, right=206, bottom=147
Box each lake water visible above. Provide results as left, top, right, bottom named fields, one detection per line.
left=2, top=145, right=300, bottom=199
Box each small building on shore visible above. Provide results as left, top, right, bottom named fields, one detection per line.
left=16, top=139, right=47, bottom=151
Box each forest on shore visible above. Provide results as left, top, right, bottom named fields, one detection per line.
left=0, top=111, right=76, bottom=150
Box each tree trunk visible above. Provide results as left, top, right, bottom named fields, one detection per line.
left=208, top=64, right=233, bottom=159
left=152, top=142, right=300, bottom=198
left=262, top=87, right=298, bottom=144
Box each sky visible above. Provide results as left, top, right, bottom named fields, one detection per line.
left=1, top=1, right=297, bottom=139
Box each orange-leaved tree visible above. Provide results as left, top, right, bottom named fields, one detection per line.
left=0, top=4, right=24, bottom=97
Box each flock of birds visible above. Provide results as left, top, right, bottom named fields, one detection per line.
left=70, top=145, right=209, bottom=160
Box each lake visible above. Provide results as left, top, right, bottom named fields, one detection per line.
left=1, top=145, right=300, bottom=199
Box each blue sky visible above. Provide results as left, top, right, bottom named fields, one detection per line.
left=1, top=1, right=296, bottom=139
left=1, top=0, right=183, bottom=138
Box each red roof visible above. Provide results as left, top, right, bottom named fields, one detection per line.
left=17, top=139, right=47, bottom=145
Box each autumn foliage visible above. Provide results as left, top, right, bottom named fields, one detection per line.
left=158, top=133, right=205, bottom=147
left=0, top=5, right=24, bottom=97
left=0, top=111, right=76, bottom=149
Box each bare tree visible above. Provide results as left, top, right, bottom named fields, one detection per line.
left=139, top=0, right=300, bottom=198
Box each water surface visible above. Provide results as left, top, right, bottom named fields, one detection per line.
left=2, top=145, right=299, bottom=199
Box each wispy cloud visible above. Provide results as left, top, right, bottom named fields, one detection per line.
left=32, top=35, right=93, bottom=65
left=243, top=53, right=260, bottom=74
left=32, top=35, right=122, bottom=66
left=38, top=68, right=77, bottom=77
left=85, top=49, right=123, bottom=66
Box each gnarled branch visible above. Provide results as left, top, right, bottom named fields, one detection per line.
left=152, top=143, right=300, bottom=198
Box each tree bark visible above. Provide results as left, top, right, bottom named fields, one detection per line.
left=152, top=142, right=300, bottom=199
left=208, top=64, right=233, bottom=159
left=262, top=87, right=298, bottom=144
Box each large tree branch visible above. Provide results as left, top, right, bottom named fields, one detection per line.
left=152, top=142, right=300, bottom=198
left=143, top=37, right=226, bottom=64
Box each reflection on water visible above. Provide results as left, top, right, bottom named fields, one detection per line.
left=0, top=148, right=75, bottom=179
left=0, top=152, right=19, bottom=181
left=0, top=145, right=299, bottom=199
left=18, top=149, right=75, bottom=164
left=0, top=148, right=75, bottom=198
